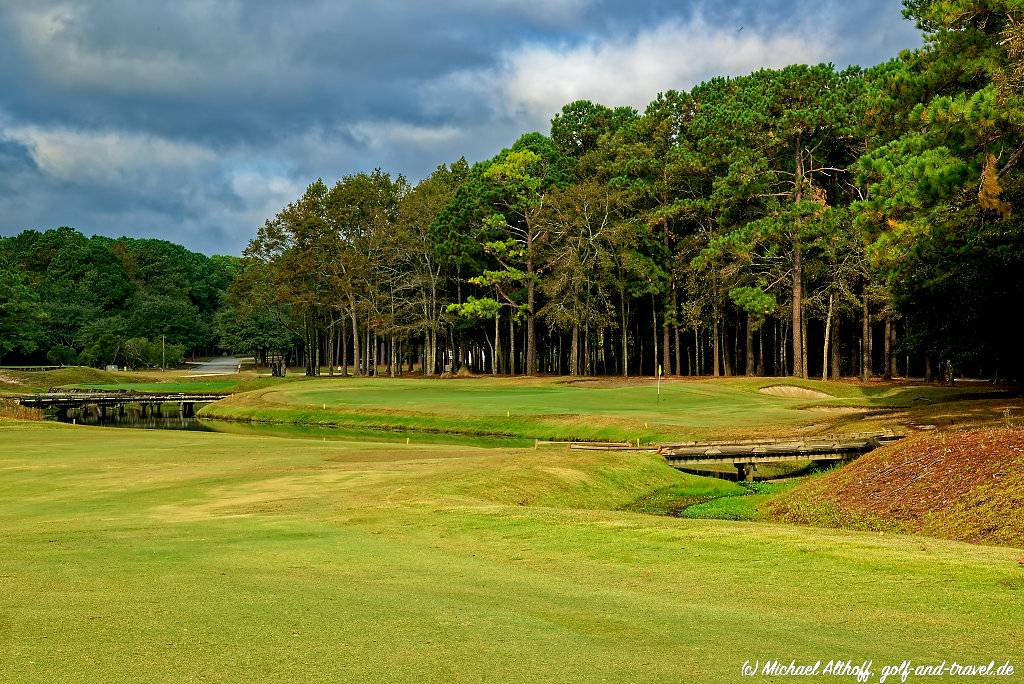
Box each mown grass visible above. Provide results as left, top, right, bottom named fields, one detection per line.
left=72, top=377, right=269, bottom=394
left=1, top=419, right=1021, bottom=682
left=199, top=375, right=988, bottom=443
left=681, top=481, right=798, bottom=521
left=622, top=480, right=798, bottom=521
left=0, top=365, right=302, bottom=395
left=0, top=366, right=156, bottom=393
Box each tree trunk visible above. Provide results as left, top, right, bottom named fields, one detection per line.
left=651, top=296, right=659, bottom=377
left=830, top=314, right=841, bottom=380
left=757, top=320, right=765, bottom=376
left=584, top=324, right=591, bottom=375
left=365, top=327, right=371, bottom=376
left=350, top=307, right=360, bottom=377
left=509, top=315, right=516, bottom=376
left=327, top=319, right=335, bottom=377
left=723, top=320, right=732, bottom=377
left=890, top=322, right=898, bottom=379
left=425, top=330, right=432, bottom=376
left=822, top=294, right=834, bottom=382
left=494, top=313, right=502, bottom=375
left=883, top=317, right=893, bottom=380
left=712, top=312, right=721, bottom=377
left=688, top=329, right=695, bottom=376
left=800, top=301, right=808, bottom=379
left=391, top=336, right=398, bottom=377
left=861, top=295, right=871, bottom=382
left=431, top=327, right=438, bottom=375
left=570, top=325, right=579, bottom=376
left=662, top=304, right=671, bottom=377
left=620, top=289, right=629, bottom=377
left=526, top=253, right=536, bottom=376
left=791, top=247, right=803, bottom=378
left=695, top=328, right=701, bottom=376
left=745, top=312, right=755, bottom=376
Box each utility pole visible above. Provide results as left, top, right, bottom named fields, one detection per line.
left=161, top=335, right=166, bottom=371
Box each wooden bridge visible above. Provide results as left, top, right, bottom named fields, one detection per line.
left=657, top=432, right=901, bottom=480
left=9, top=392, right=227, bottom=418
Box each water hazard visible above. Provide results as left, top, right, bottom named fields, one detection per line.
left=48, top=401, right=532, bottom=448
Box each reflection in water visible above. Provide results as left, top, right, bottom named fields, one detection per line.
left=57, top=403, right=214, bottom=431
left=49, top=402, right=528, bottom=448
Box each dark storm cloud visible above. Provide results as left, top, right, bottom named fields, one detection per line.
left=0, top=0, right=921, bottom=254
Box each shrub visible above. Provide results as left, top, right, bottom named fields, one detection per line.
left=47, top=345, right=79, bottom=366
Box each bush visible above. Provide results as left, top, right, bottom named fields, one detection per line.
left=123, top=337, right=186, bottom=369
left=47, top=345, right=79, bottom=366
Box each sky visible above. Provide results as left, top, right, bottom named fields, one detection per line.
left=0, top=0, right=922, bottom=255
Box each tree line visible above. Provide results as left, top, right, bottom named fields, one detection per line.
left=2, top=1, right=1020, bottom=383
left=0, top=227, right=236, bottom=368
left=222, top=1, right=1021, bottom=383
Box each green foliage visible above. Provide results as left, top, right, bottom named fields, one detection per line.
left=46, top=345, right=79, bottom=366
left=0, top=227, right=232, bottom=366
left=0, top=260, right=46, bottom=359
left=122, top=337, right=185, bottom=369
left=446, top=296, right=503, bottom=321
left=729, top=286, right=778, bottom=319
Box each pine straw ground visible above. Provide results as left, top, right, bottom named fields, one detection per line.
left=767, top=426, right=1024, bottom=547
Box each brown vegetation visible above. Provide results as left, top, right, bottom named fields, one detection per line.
left=0, top=400, right=43, bottom=421
left=767, top=427, right=1024, bottom=546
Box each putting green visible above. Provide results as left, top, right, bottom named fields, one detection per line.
left=200, top=376, right=970, bottom=443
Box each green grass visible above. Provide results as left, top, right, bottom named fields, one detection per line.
left=0, top=366, right=155, bottom=393
left=1, top=419, right=1021, bottom=682
left=681, top=481, right=797, bottom=521
left=0, top=365, right=300, bottom=395
left=67, top=373, right=301, bottom=395
left=199, top=375, right=984, bottom=443
left=622, top=480, right=798, bottom=521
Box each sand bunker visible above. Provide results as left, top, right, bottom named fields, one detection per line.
left=759, top=385, right=833, bottom=399
left=803, top=406, right=871, bottom=414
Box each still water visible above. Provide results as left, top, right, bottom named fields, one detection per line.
left=49, top=402, right=531, bottom=448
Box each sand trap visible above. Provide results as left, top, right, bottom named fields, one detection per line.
left=803, top=406, right=871, bottom=414
left=759, top=385, right=833, bottom=399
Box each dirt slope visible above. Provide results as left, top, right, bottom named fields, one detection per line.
left=767, top=427, right=1024, bottom=546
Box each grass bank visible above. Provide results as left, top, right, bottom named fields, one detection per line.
left=0, top=365, right=298, bottom=395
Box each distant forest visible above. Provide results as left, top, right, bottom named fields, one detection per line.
left=0, top=227, right=236, bottom=369
left=1, top=1, right=1021, bottom=382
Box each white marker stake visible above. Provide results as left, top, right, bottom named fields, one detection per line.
left=657, top=364, right=662, bottom=403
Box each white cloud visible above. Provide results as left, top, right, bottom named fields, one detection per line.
left=7, top=124, right=216, bottom=187
left=427, top=17, right=832, bottom=125
left=228, top=169, right=304, bottom=232
left=348, top=121, right=462, bottom=149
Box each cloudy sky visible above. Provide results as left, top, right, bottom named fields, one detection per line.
left=0, top=1, right=921, bottom=255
